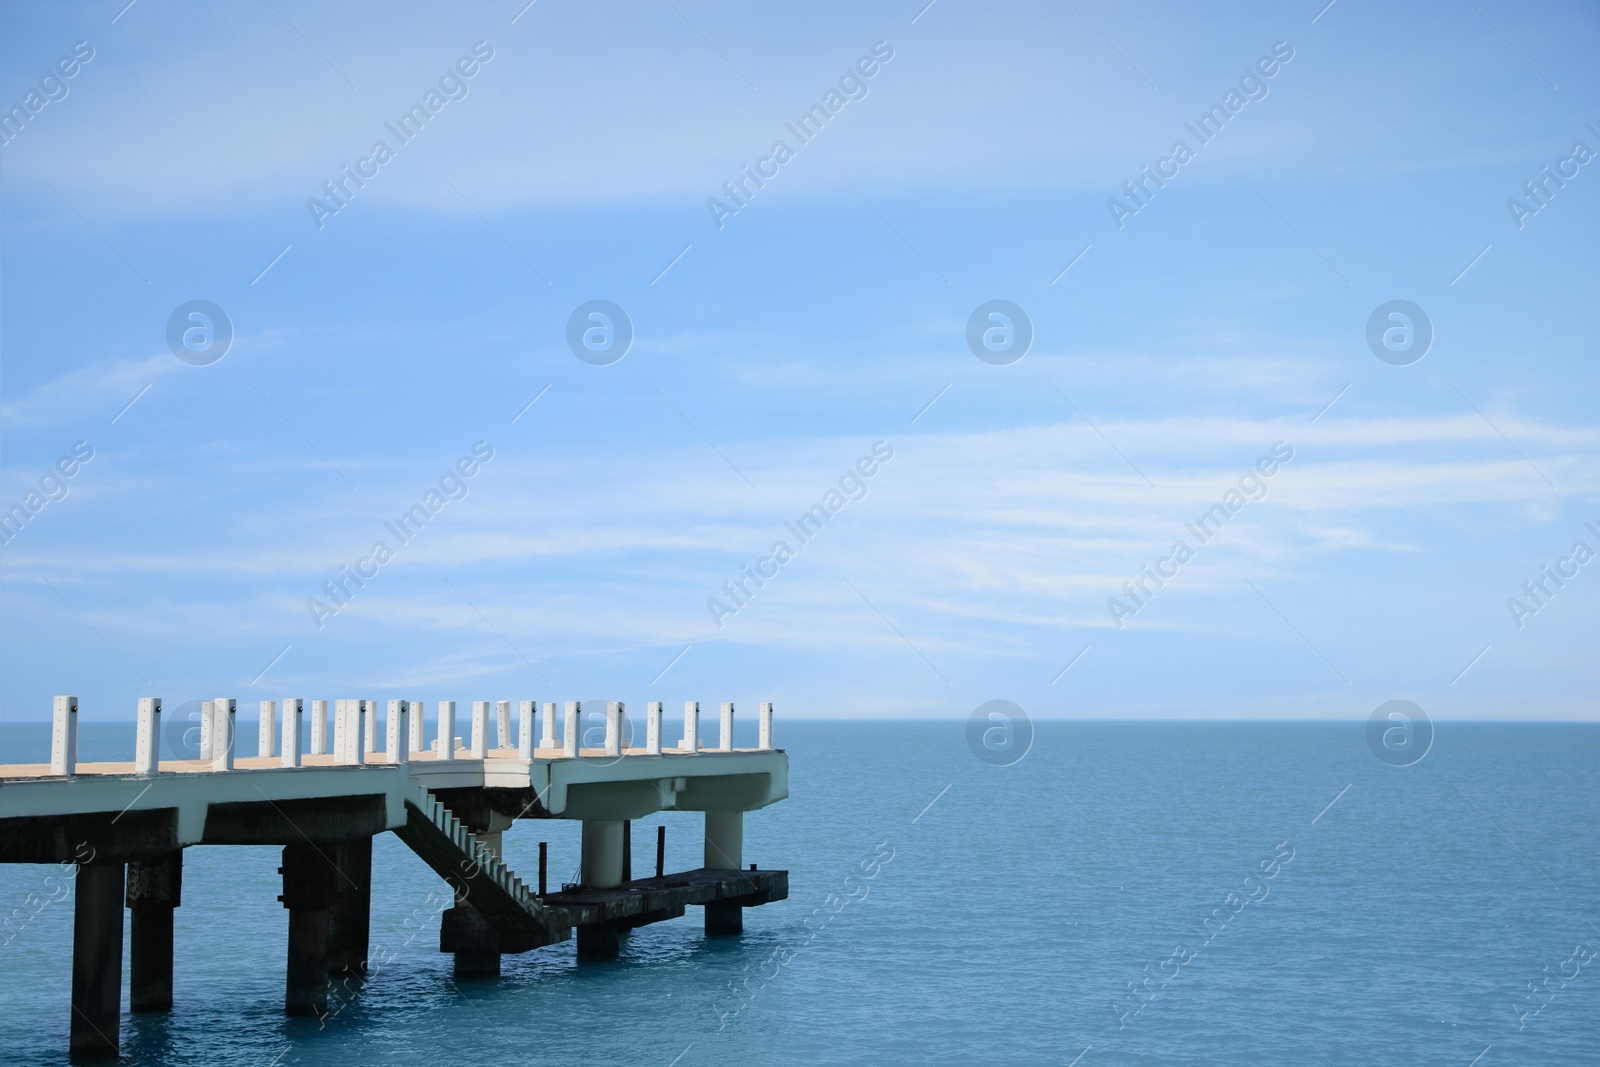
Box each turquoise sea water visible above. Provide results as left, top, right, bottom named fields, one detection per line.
left=1, top=720, right=1596, bottom=1066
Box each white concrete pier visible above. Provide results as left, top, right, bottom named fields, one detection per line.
left=2, top=692, right=789, bottom=1058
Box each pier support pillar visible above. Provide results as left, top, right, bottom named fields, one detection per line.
left=70, top=861, right=124, bottom=1059
left=126, top=850, right=182, bottom=1012
left=280, top=843, right=338, bottom=1016
left=577, top=819, right=626, bottom=961
left=327, top=836, right=372, bottom=976
left=581, top=820, right=625, bottom=889
left=452, top=820, right=508, bottom=979
left=704, top=811, right=744, bottom=936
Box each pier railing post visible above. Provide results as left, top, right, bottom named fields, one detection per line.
left=646, top=701, right=663, bottom=755
left=282, top=699, right=302, bottom=768
left=604, top=701, right=624, bottom=757
left=471, top=701, right=489, bottom=759
left=541, top=701, right=557, bottom=750
left=682, top=700, right=699, bottom=752
left=387, top=700, right=408, bottom=765
left=719, top=702, right=734, bottom=751
left=212, top=699, right=236, bottom=771
left=362, top=700, right=377, bottom=757
left=135, top=697, right=160, bottom=776
left=70, top=860, right=125, bottom=1057
left=562, top=701, right=579, bottom=757
left=126, top=850, right=181, bottom=1013
left=50, top=697, right=78, bottom=780
left=436, top=701, right=455, bottom=759
left=496, top=700, right=512, bottom=751
left=408, top=699, right=424, bottom=756
left=259, top=701, right=277, bottom=759
left=337, top=700, right=362, bottom=765
left=518, top=701, right=535, bottom=759
left=759, top=702, right=774, bottom=749
left=311, top=700, right=328, bottom=756
left=199, top=700, right=213, bottom=761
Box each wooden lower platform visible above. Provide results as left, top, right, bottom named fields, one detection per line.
left=542, top=867, right=788, bottom=929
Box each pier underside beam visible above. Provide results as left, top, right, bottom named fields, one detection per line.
left=70, top=861, right=125, bottom=1060
left=126, top=850, right=182, bottom=1013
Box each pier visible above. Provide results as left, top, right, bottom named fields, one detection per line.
left=0, top=697, right=788, bottom=1059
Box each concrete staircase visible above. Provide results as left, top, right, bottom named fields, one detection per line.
left=393, top=783, right=568, bottom=949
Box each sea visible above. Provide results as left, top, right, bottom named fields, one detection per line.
left=1, top=720, right=1596, bottom=1066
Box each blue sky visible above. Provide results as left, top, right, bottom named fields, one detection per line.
left=2, top=0, right=1596, bottom=724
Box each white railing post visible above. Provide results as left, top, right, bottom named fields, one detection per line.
left=331, top=700, right=347, bottom=758
left=604, top=701, right=623, bottom=757
left=51, top=695, right=78, bottom=776
left=719, top=702, right=734, bottom=751
left=436, top=701, right=456, bottom=759
left=199, top=700, right=214, bottom=760
left=259, top=701, right=277, bottom=758
left=682, top=700, right=699, bottom=752
left=496, top=700, right=511, bottom=751
left=541, top=701, right=556, bottom=750
left=311, top=700, right=328, bottom=755
left=759, top=702, right=774, bottom=749
left=136, top=697, right=160, bottom=775
left=363, top=700, right=378, bottom=756
left=388, top=700, right=409, bottom=766
left=408, top=699, right=424, bottom=755
left=282, top=699, right=302, bottom=767
left=212, top=698, right=236, bottom=771
left=386, top=700, right=403, bottom=763
left=646, top=701, right=663, bottom=755
left=349, top=701, right=366, bottom=765
left=562, top=700, right=579, bottom=757
left=471, top=700, right=489, bottom=759
left=518, top=701, right=534, bottom=759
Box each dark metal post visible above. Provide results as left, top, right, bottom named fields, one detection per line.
left=538, top=841, right=547, bottom=895
left=622, top=820, right=632, bottom=883
left=656, top=825, right=665, bottom=878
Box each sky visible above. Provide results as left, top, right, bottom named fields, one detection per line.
left=1, top=0, right=1596, bottom=726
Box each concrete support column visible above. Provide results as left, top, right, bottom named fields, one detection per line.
left=126, top=850, right=182, bottom=1013
left=453, top=824, right=503, bottom=979
left=70, top=861, right=124, bottom=1058
left=704, top=810, right=744, bottom=936
left=576, top=820, right=629, bottom=960
left=581, top=820, right=625, bottom=889
left=279, top=843, right=338, bottom=1016
left=327, top=837, right=373, bottom=976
